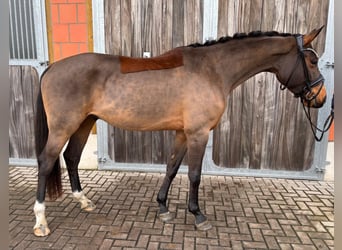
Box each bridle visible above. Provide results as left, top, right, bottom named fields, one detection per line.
left=280, top=35, right=334, bottom=141
left=281, top=35, right=324, bottom=100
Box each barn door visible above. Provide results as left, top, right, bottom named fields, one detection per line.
left=94, top=0, right=332, bottom=179
left=9, top=0, right=49, bottom=165
left=211, top=0, right=331, bottom=176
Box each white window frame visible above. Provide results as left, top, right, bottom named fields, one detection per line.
left=9, top=0, right=49, bottom=76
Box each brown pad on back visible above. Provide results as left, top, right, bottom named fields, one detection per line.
left=119, top=50, right=183, bottom=74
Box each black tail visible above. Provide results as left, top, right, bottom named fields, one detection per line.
left=35, top=69, right=63, bottom=200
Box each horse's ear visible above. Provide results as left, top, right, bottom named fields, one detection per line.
left=303, top=26, right=325, bottom=46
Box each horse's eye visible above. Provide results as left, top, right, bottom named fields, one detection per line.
left=311, top=59, right=318, bottom=65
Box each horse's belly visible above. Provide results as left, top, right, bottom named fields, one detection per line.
left=92, top=104, right=184, bottom=131
left=102, top=115, right=183, bottom=131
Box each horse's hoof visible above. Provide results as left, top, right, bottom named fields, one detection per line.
left=33, top=224, right=51, bottom=237
left=159, top=211, right=174, bottom=222
left=195, top=220, right=212, bottom=231
left=82, top=201, right=96, bottom=212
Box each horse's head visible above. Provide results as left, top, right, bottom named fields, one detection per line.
left=277, top=27, right=326, bottom=108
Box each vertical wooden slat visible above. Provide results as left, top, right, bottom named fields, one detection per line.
left=161, top=1, right=173, bottom=53
left=130, top=0, right=142, bottom=57
left=172, top=0, right=184, bottom=48
left=142, top=0, right=152, bottom=54
left=9, top=66, right=39, bottom=159
left=151, top=0, right=162, bottom=55
left=104, top=0, right=121, bottom=55
left=120, top=0, right=132, bottom=56
left=184, top=0, right=202, bottom=45
left=217, top=0, right=228, bottom=38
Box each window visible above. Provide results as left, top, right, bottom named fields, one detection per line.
left=9, top=0, right=37, bottom=60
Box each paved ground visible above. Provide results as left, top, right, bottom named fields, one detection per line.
left=75, top=137, right=335, bottom=182
left=9, top=166, right=334, bottom=249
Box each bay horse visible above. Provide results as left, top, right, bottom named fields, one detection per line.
left=33, top=27, right=327, bottom=236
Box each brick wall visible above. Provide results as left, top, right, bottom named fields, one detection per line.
left=48, top=0, right=92, bottom=62
left=329, top=122, right=334, bottom=141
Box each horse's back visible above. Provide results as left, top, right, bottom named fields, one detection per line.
left=41, top=53, right=120, bottom=102
left=43, top=53, right=120, bottom=82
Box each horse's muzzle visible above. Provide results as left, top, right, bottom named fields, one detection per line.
left=302, top=84, right=327, bottom=108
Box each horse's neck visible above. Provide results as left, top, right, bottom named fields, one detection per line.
left=210, top=37, right=295, bottom=95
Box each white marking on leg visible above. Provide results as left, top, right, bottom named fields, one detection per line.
left=73, top=191, right=96, bottom=211
left=33, top=201, right=47, bottom=228
left=33, top=200, right=50, bottom=236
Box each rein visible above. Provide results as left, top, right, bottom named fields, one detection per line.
left=281, top=35, right=334, bottom=141
left=302, top=94, right=334, bottom=141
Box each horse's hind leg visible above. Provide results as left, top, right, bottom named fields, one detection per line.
left=34, top=134, right=70, bottom=236
left=157, top=131, right=187, bottom=222
left=63, top=115, right=97, bottom=211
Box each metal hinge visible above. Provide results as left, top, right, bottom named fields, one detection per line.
left=315, top=167, right=325, bottom=173
left=39, top=61, right=49, bottom=67
left=325, top=61, right=334, bottom=68
left=98, top=157, right=107, bottom=164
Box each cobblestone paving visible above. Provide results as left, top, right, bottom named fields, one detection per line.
left=9, top=166, right=334, bottom=249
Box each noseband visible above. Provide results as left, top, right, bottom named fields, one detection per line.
left=281, top=35, right=334, bottom=142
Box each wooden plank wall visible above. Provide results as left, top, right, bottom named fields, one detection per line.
left=9, top=66, right=39, bottom=159
left=9, top=0, right=329, bottom=172
left=212, top=0, right=329, bottom=170
left=103, top=0, right=329, bottom=171
left=104, top=0, right=203, bottom=164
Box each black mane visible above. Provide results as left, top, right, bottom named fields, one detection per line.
left=188, top=30, right=294, bottom=48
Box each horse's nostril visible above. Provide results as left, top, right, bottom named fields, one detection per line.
left=312, top=95, right=326, bottom=108
left=314, top=101, right=324, bottom=108
left=322, top=95, right=327, bottom=104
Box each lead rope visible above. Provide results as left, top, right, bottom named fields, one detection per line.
left=301, top=94, right=334, bottom=141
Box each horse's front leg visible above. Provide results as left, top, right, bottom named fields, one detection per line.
left=157, top=131, right=187, bottom=222
left=186, top=130, right=212, bottom=230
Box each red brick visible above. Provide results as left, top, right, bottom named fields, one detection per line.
left=61, top=43, right=79, bottom=58
left=68, top=0, right=86, bottom=2
left=77, top=4, right=87, bottom=23
left=328, top=121, right=334, bottom=141
left=50, top=4, right=60, bottom=24
left=53, top=43, right=62, bottom=61
left=69, top=24, right=88, bottom=42
left=52, top=24, right=69, bottom=42
left=79, top=43, right=89, bottom=53
left=59, top=4, right=77, bottom=23
left=51, top=0, right=67, bottom=3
